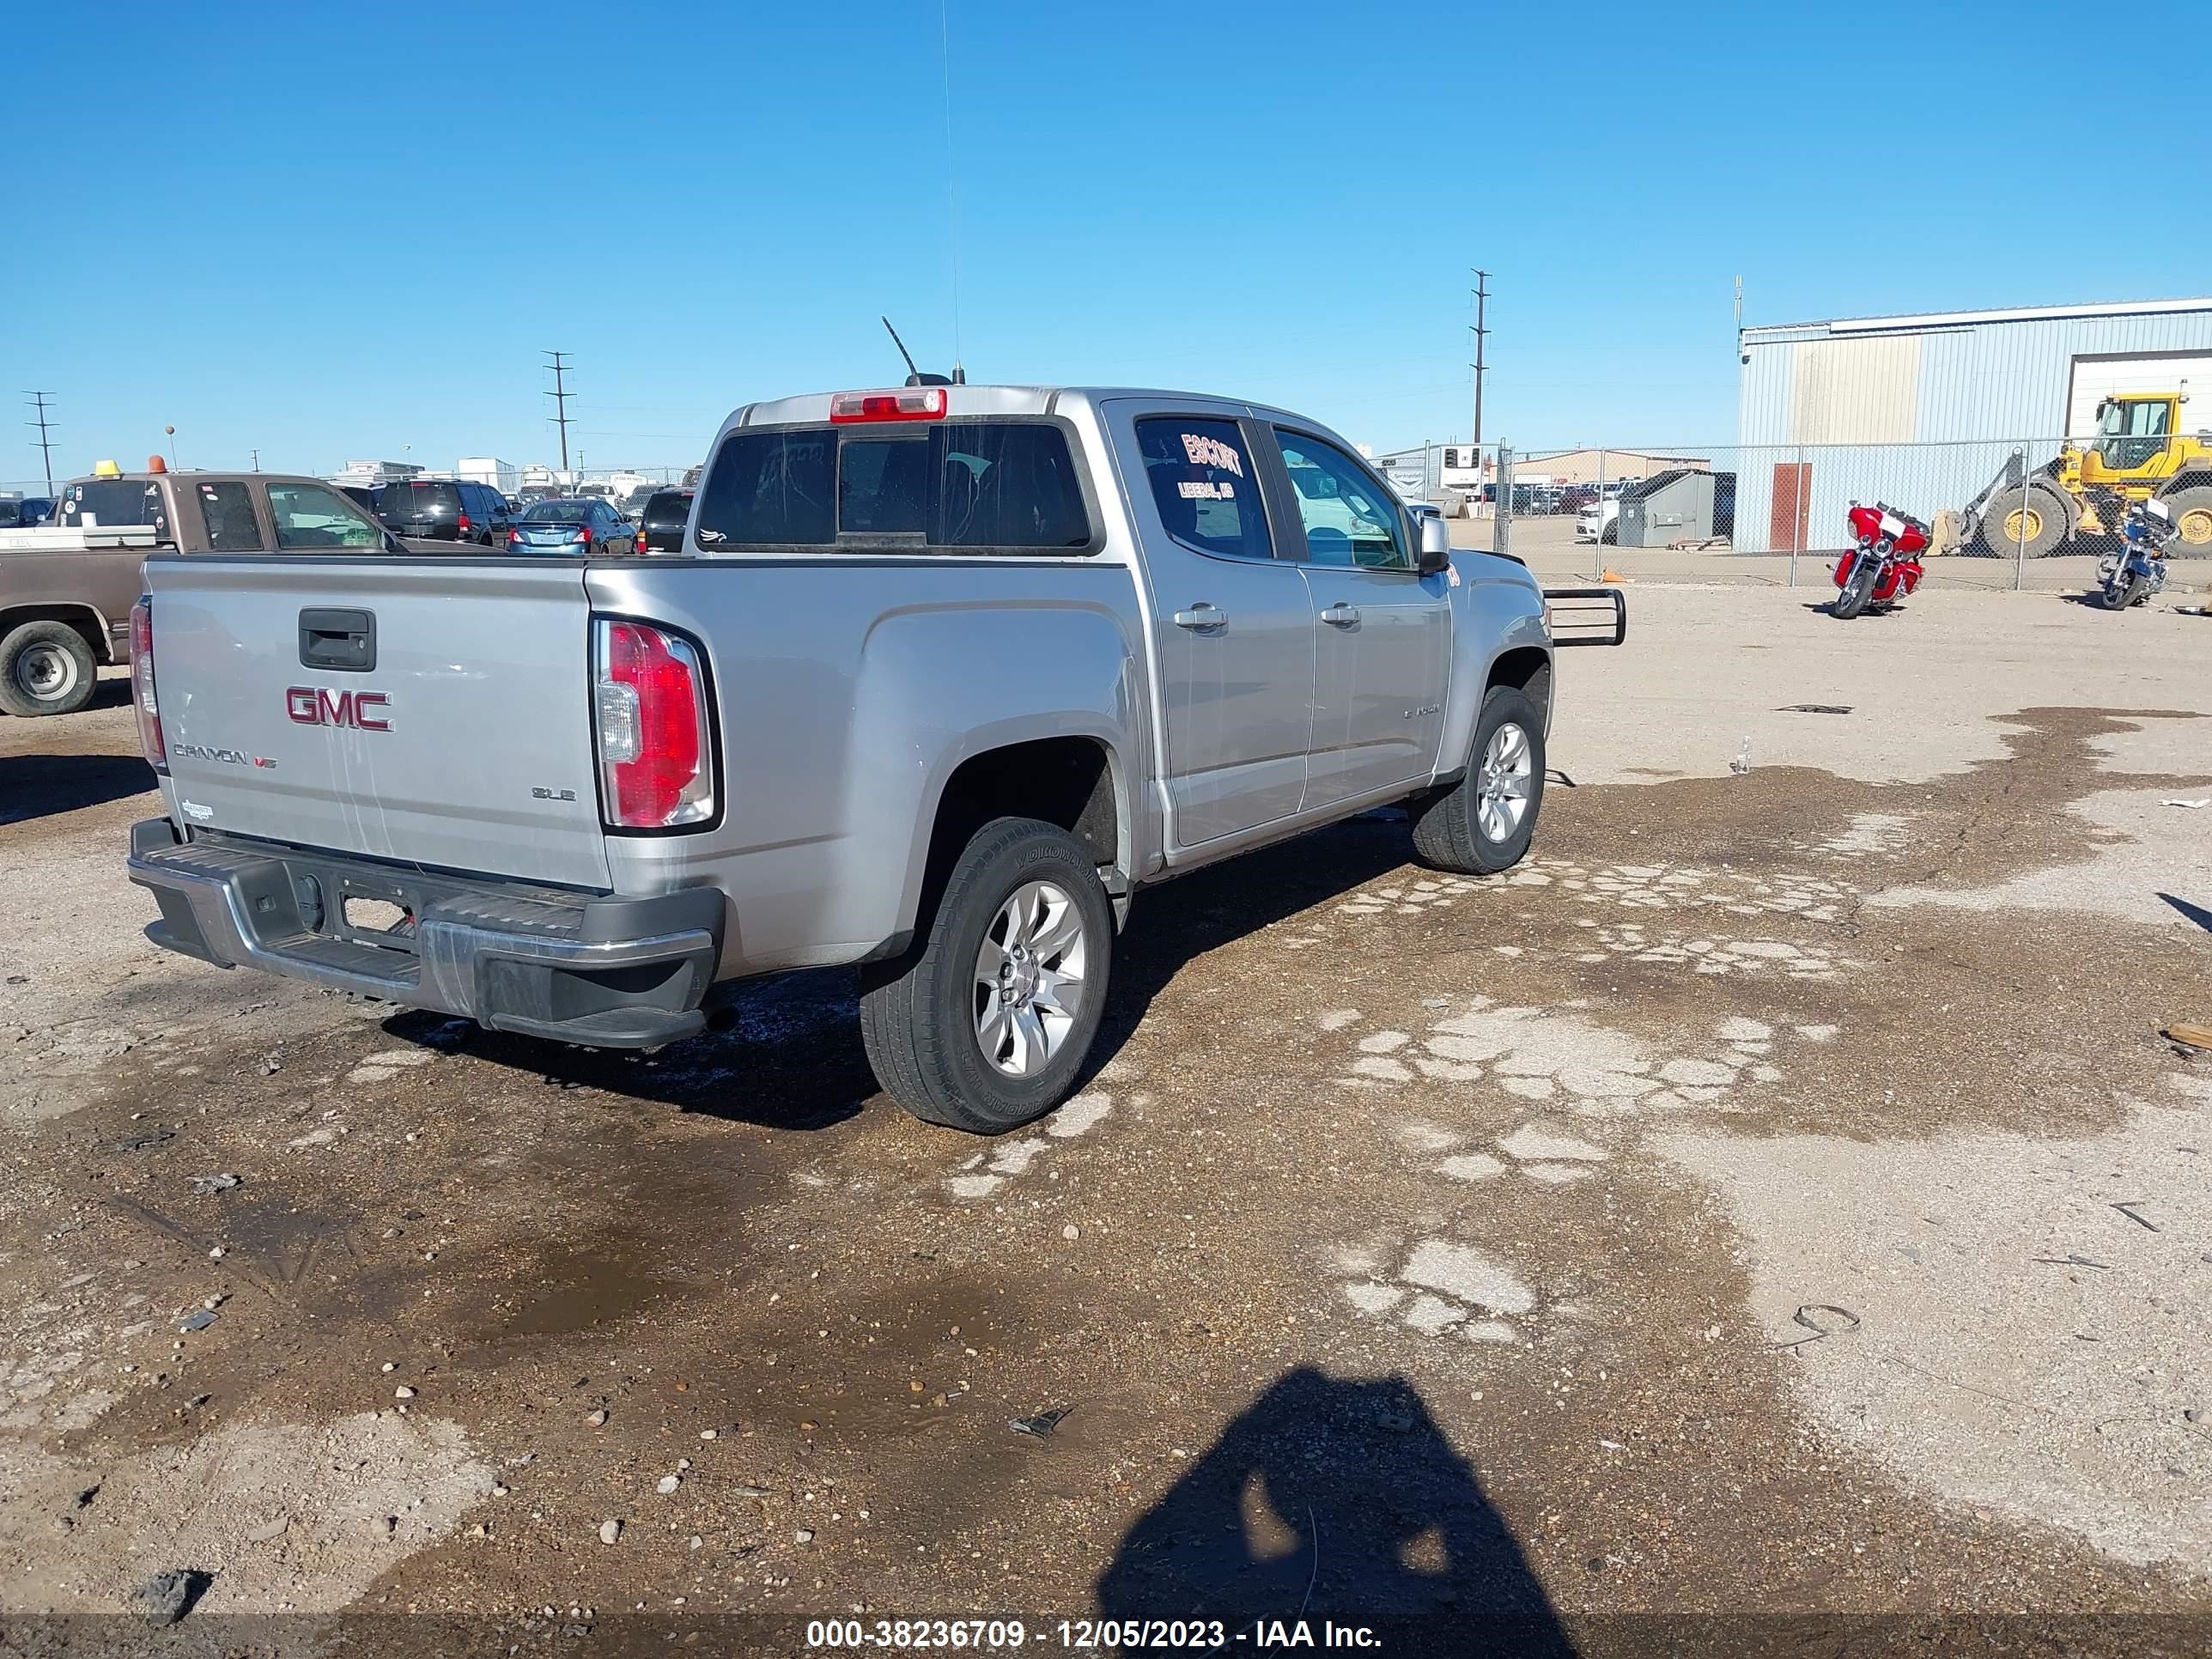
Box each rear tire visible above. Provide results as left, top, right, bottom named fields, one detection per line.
left=2157, top=483, right=2212, bottom=558
left=0, top=621, right=97, bottom=717
left=859, top=817, right=1113, bottom=1133
left=1971, top=482, right=2071, bottom=559
left=1410, top=685, right=1546, bottom=875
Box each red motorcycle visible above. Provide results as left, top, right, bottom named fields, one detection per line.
left=1832, top=501, right=1928, bottom=619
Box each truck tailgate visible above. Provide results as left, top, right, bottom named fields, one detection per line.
left=145, top=557, right=611, bottom=890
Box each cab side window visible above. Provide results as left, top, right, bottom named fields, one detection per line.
left=1136, top=416, right=1272, bottom=559
left=269, top=482, right=383, bottom=550
left=196, top=481, right=264, bottom=552
left=1273, top=432, right=1409, bottom=570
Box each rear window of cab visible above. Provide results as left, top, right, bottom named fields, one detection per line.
left=378, top=481, right=463, bottom=521
left=693, top=421, right=1093, bottom=553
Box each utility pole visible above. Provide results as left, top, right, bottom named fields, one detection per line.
left=1469, top=269, right=1490, bottom=447
left=23, top=391, right=56, bottom=495
left=544, top=351, right=574, bottom=475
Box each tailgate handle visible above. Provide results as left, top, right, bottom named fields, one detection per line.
left=299, top=608, right=377, bottom=672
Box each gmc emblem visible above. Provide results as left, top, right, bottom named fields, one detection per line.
left=287, top=686, right=392, bottom=732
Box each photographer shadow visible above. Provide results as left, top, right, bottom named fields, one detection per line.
left=1097, top=1368, right=1573, bottom=1653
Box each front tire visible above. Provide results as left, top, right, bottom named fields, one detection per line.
left=1410, top=685, right=1546, bottom=875
left=1971, top=482, right=2071, bottom=559
left=2103, top=574, right=2146, bottom=611
left=1833, top=561, right=1876, bottom=619
left=860, top=817, right=1113, bottom=1133
left=0, top=620, right=98, bottom=717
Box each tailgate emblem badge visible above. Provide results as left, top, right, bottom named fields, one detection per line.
left=174, top=742, right=273, bottom=767
left=287, top=686, right=392, bottom=732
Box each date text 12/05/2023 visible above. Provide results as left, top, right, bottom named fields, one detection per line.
left=804, top=1619, right=1383, bottom=1649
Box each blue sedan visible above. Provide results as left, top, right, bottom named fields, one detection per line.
left=507, top=497, right=638, bottom=556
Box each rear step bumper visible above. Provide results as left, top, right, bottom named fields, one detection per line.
left=127, top=819, right=724, bottom=1048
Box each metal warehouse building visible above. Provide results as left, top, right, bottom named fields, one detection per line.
left=1735, top=296, right=2212, bottom=552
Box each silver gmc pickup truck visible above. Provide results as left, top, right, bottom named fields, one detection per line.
left=125, top=385, right=1621, bottom=1132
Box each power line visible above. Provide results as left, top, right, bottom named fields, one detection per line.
left=544, top=351, right=574, bottom=473
left=23, top=391, right=57, bottom=495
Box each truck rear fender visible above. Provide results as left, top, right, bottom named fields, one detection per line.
left=867, top=605, right=1139, bottom=948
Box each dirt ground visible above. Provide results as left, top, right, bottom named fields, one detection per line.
left=3, top=586, right=2210, bottom=1658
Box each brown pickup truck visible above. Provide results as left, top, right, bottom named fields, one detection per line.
left=0, top=468, right=403, bottom=716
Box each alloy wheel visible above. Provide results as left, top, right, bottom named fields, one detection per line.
left=973, top=880, right=1090, bottom=1078
left=1476, top=722, right=1533, bottom=842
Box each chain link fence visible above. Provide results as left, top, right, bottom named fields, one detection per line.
left=1440, top=436, right=2212, bottom=592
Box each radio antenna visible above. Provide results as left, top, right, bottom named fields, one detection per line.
left=881, top=316, right=955, bottom=387
left=882, top=316, right=922, bottom=382
left=940, top=0, right=964, bottom=385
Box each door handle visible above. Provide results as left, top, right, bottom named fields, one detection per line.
left=299, top=607, right=376, bottom=672
left=1173, top=605, right=1227, bottom=630
left=1320, top=603, right=1361, bottom=627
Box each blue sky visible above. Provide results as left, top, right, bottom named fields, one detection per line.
left=7, top=0, right=2205, bottom=481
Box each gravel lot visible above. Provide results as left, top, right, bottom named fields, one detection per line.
left=3, top=587, right=2209, bottom=1656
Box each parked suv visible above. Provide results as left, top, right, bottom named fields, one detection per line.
left=377, top=479, right=515, bottom=545
left=126, top=383, right=1622, bottom=1132
left=638, top=487, right=696, bottom=553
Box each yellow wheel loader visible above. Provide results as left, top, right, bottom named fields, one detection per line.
left=1952, top=391, right=2212, bottom=558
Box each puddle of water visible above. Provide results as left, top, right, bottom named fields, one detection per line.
left=493, top=1232, right=688, bottom=1340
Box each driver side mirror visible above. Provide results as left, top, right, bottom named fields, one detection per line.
left=1417, top=514, right=1451, bottom=574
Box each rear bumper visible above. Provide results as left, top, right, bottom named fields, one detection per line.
left=127, top=819, right=724, bottom=1048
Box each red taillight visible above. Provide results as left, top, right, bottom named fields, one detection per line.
left=130, top=598, right=167, bottom=773
left=828, top=386, right=948, bottom=423
left=592, top=620, right=713, bottom=829
left=507, top=526, right=523, bottom=547
left=457, top=512, right=473, bottom=538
